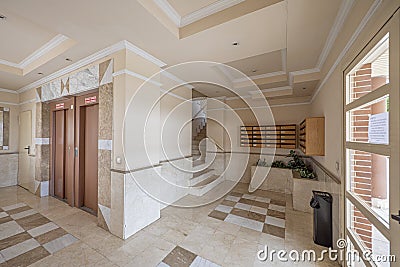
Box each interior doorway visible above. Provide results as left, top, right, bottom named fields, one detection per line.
left=18, top=110, right=34, bottom=192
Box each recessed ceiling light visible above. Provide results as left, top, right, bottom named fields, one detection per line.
left=0, top=14, right=6, bottom=20
left=232, top=42, right=239, bottom=46
left=252, top=69, right=257, bottom=73
left=65, top=58, right=72, bottom=62
left=38, top=72, right=44, bottom=75
left=302, top=87, right=306, bottom=90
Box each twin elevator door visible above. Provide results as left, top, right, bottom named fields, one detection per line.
left=51, top=93, right=99, bottom=214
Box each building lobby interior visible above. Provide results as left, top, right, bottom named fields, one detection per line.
left=0, top=0, right=399, bottom=266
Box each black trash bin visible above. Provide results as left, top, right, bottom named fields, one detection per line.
left=310, top=191, right=332, bottom=248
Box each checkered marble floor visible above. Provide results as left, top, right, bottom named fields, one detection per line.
left=0, top=202, right=78, bottom=266
left=208, top=190, right=286, bottom=238
left=158, top=246, right=220, bottom=267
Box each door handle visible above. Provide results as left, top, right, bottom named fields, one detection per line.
left=24, top=146, right=30, bottom=155
left=391, top=211, right=400, bottom=224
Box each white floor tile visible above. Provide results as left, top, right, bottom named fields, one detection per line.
left=0, top=221, right=24, bottom=241
left=2, top=203, right=27, bottom=211
left=250, top=206, right=267, bottom=215
left=215, top=205, right=233, bottom=213
left=156, top=262, right=170, bottom=267
left=242, top=194, right=257, bottom=200
left=225, top=196, right=240, bottom=202
left=43, top=234, right=78, bottom=254
left=0, top=238, right=40, bottom=261
left=190, top=255, right=221, bottom=267
left=268, top=204, right=285, bottom=213
left=234, top=203, right=251, bottom=211
left=255, top=197, right=270, bottom=203
left=10, top=209, right=37, bottom=220
left=265, top=216, right=285, bottom=228
left=225, top=214, right=263, bottom=232
left=27, top=222, right=59, bottom=237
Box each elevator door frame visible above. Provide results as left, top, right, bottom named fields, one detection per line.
left=49, top=97, right=75, bottom=206
left=75, top=92, right=99, bottom=214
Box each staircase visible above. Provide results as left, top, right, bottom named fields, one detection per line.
left=189, top=98, right=223, bottom=196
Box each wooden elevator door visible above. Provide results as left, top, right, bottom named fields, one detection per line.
left=82, top=104, right=99, bottom=212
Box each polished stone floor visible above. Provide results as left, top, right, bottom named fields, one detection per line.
left=0, top=185, right=339, bottom=267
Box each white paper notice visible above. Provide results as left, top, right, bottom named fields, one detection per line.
left=368, top=112, right=389, bottom=144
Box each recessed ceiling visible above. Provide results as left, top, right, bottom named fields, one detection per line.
left=167, top=0, right=219, bottom=17
left=226, top=50, right=284, bottom=77
left=0, top=10, right=56, bottom=63
left=0, top=0, right=359, bottom=105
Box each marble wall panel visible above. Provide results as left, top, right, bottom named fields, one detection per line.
left=0, top=153, right=18, bottom=187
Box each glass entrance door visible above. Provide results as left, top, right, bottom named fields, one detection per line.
left=344, top=10, right=399, bottom=267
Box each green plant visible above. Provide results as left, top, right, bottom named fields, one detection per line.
left=286, top=150, right=315, bottom=179
left=271, top=160, right=287, bottom=168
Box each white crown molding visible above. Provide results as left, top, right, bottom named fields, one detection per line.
left=154, top=0, right=181, bottom=26
left=154, top=0, right=244, bottom=28
left=249, top=86, right=292, bottom=95
left=180, top=0, right=245, bottom=27
left=311, top=0, right=382, bottom=103
left=160, top=88, right=187, bottom=101
left=0, top=88, right=18, bottom=94
left=113, top=69, right=162, bottom=87
left=124, top=40, right=167, bottom=67
left=20, top=34, right=69, bottom=68
left=207, top=101, right=311, bottom=111
left=18, top=40, right=167, bottom=94
left=288, top=68, right=320, bottom=86
left=233, top=71, right=286, bottom=84
left=161, top=70, right=194, bottom=90
left=316, top=0, right=355, bottom=69
left=0, top=34, right=70, bottom=69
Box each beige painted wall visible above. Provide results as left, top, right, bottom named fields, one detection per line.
left=310, top=0, right=398, bottom=178
left=160, top=86, right=192, bottom=161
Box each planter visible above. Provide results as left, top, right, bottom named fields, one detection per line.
left=292, top=171, right=325, bottom=213
left=250, top=166, right=293, bottom=194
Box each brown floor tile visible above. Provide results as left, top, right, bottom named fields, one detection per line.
left=239, top=198, right=268, bottom=209
left=4, top=246, right=50, bottom=267
left=270, top=199, right=286, bottom=206
left=238, top=198, right=254, bottom=206
left=0, top=232, right=32, bottom=251
left=267, top=209, right=285, bottom=220
left=162, top=246, right=197, bottom=267
left=208, top=210, right=228, bottom=221
left=221, top=200, right=236, bottom=207
left=262, top=224, right=285, bottom=238
left=6, top=206, right=32, bottom=215
left=230, top=208, right=266, bottom=223
left=16, top=213, right=50, bottom=231
left=0, top=216, right=12, bottom=225
left=35, top=227, right=67, bottom=245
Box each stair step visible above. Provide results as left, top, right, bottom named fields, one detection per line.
left=189, top=168, right=215, bottom=186
left=192, top=174, right=219, bottom=187
left=192, top=168, right=214, bottom=178
left=189, top=175, right=224, bottom=196
left=192, top=159, right=205, bottom=167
